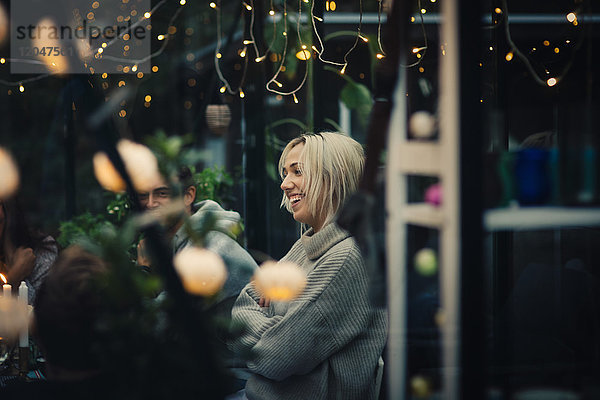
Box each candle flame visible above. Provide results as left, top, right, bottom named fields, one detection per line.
left=0, top=273, right=6, bottom=284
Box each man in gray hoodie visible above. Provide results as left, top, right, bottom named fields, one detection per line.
left=136, top=167, right=258, bottom=389
left=137, top=166, right=258, bottom=302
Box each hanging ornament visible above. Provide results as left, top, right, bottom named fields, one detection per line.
left=409, top=111, right=436, bottom=139
left=414, top=248, right=438, bottom=276
left=424, top=183, right=442, bottom=207
left=205, top=104, right=232, bottom=135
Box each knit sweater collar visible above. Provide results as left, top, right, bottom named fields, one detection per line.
left=301, top=223, right=351, bottom=260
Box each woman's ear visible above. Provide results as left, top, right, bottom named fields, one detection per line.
left=183, top=185, right=197, bottom=209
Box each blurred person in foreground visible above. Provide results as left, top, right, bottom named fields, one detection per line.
left=229, top=132, right=387, bottom=400
left=0, top=199, right=58, bottom=304
left=136, top=166, right=258, bottom=391
left=0, top=247, right=112, bottom=399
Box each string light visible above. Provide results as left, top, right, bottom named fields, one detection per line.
left=402, top=0, right=428, bottom=67
left=0, top=58, right=5, bottom=64
left=214, top=0, right=249, bottom=97
left=209, top=2, right=216, bottom=8
left=144, top=11, right=151, bottom=18
left=19, top=84, right=24, bottom=92
left=311, top=0, right=365, bottom=71
left=263, top=0, right=309, bottom=102
left=566, top=12, right=576, bottom=23
left=247, top=0, right=277, bottom=64
left=501, top=0, right=583, bottom=87
left=376, top=0, right=386, bottom=57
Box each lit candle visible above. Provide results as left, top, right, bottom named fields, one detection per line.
left=19, top=281, right=28, bottom=347
left=0, top=273, right=10, bottom=297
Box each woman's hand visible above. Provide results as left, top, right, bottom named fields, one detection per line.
left=259, top=296, right=271, bottom=308
left=8, top=247, right=36, bottom=283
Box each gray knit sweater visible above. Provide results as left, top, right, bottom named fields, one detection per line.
left=231, top=223, right=387, bottom=400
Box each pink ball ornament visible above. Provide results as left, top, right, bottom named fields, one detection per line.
left=424, top=183, right=442, bottom=207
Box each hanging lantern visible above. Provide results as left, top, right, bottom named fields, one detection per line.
left=205, top=104, right=231, bottom=135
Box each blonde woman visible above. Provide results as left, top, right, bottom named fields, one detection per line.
left=230, top=132, right=387, bottom=400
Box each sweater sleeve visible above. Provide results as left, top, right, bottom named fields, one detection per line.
left=230, top=284, right=283, bottom=351
left=26, top=236, right=58, bottom=304
left=231, top=245, right=373, bottom=382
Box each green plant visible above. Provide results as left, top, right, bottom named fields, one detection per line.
left=57, top=212, right=115, bottom=249
left=194, top=166, right=235, bottom=206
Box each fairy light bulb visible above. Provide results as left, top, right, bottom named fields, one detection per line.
left=219, top=86, right=226, bottom=93
left=359, top=34, right=369, bottom=43
left=179, top=0, right=186, bottom=4
left=255, top=55, right=265, bottom=62
left=376, top=53, right=384, bottom=59
left=19, top=84, right=24, bottom=92
left=243, top=40, right=253, bottom=45
left=240, top=47, right=247, bottom=57
left=314, top=16, right=323, bottom=22
left=209, top=2, right=217, bottom=8
left=144, top=11, right=151, bottom=18
left=216, top=52, right=222, bottom=59
left=274, top=80, right=283, bottom=87
left=269, top=9, right=275, bottom=16
left=242, top=1, right=252, bottom=10
left=157, top=34, right=165, bottom=40
left=239, top=90, right=245, bottom=98
left=292, top=93, right=298, bottom=104
left=340, top=64, right=347, bottom=74
left=0, top=58, right=5, bottom=64
left=566, top=12, right=576, bottom=23
left=547, top=77, right=557, bottom=87
left=505, top=52, right=513, bottom=61
left=97, top=48, right=104, bottom=54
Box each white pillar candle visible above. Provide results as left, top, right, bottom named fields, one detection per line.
left=19, top=281, right=28, bottom=347
left=2, top=283, right=11, bottom=297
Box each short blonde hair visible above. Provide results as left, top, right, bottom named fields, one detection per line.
left=278, top=132, right=365, bottom=229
